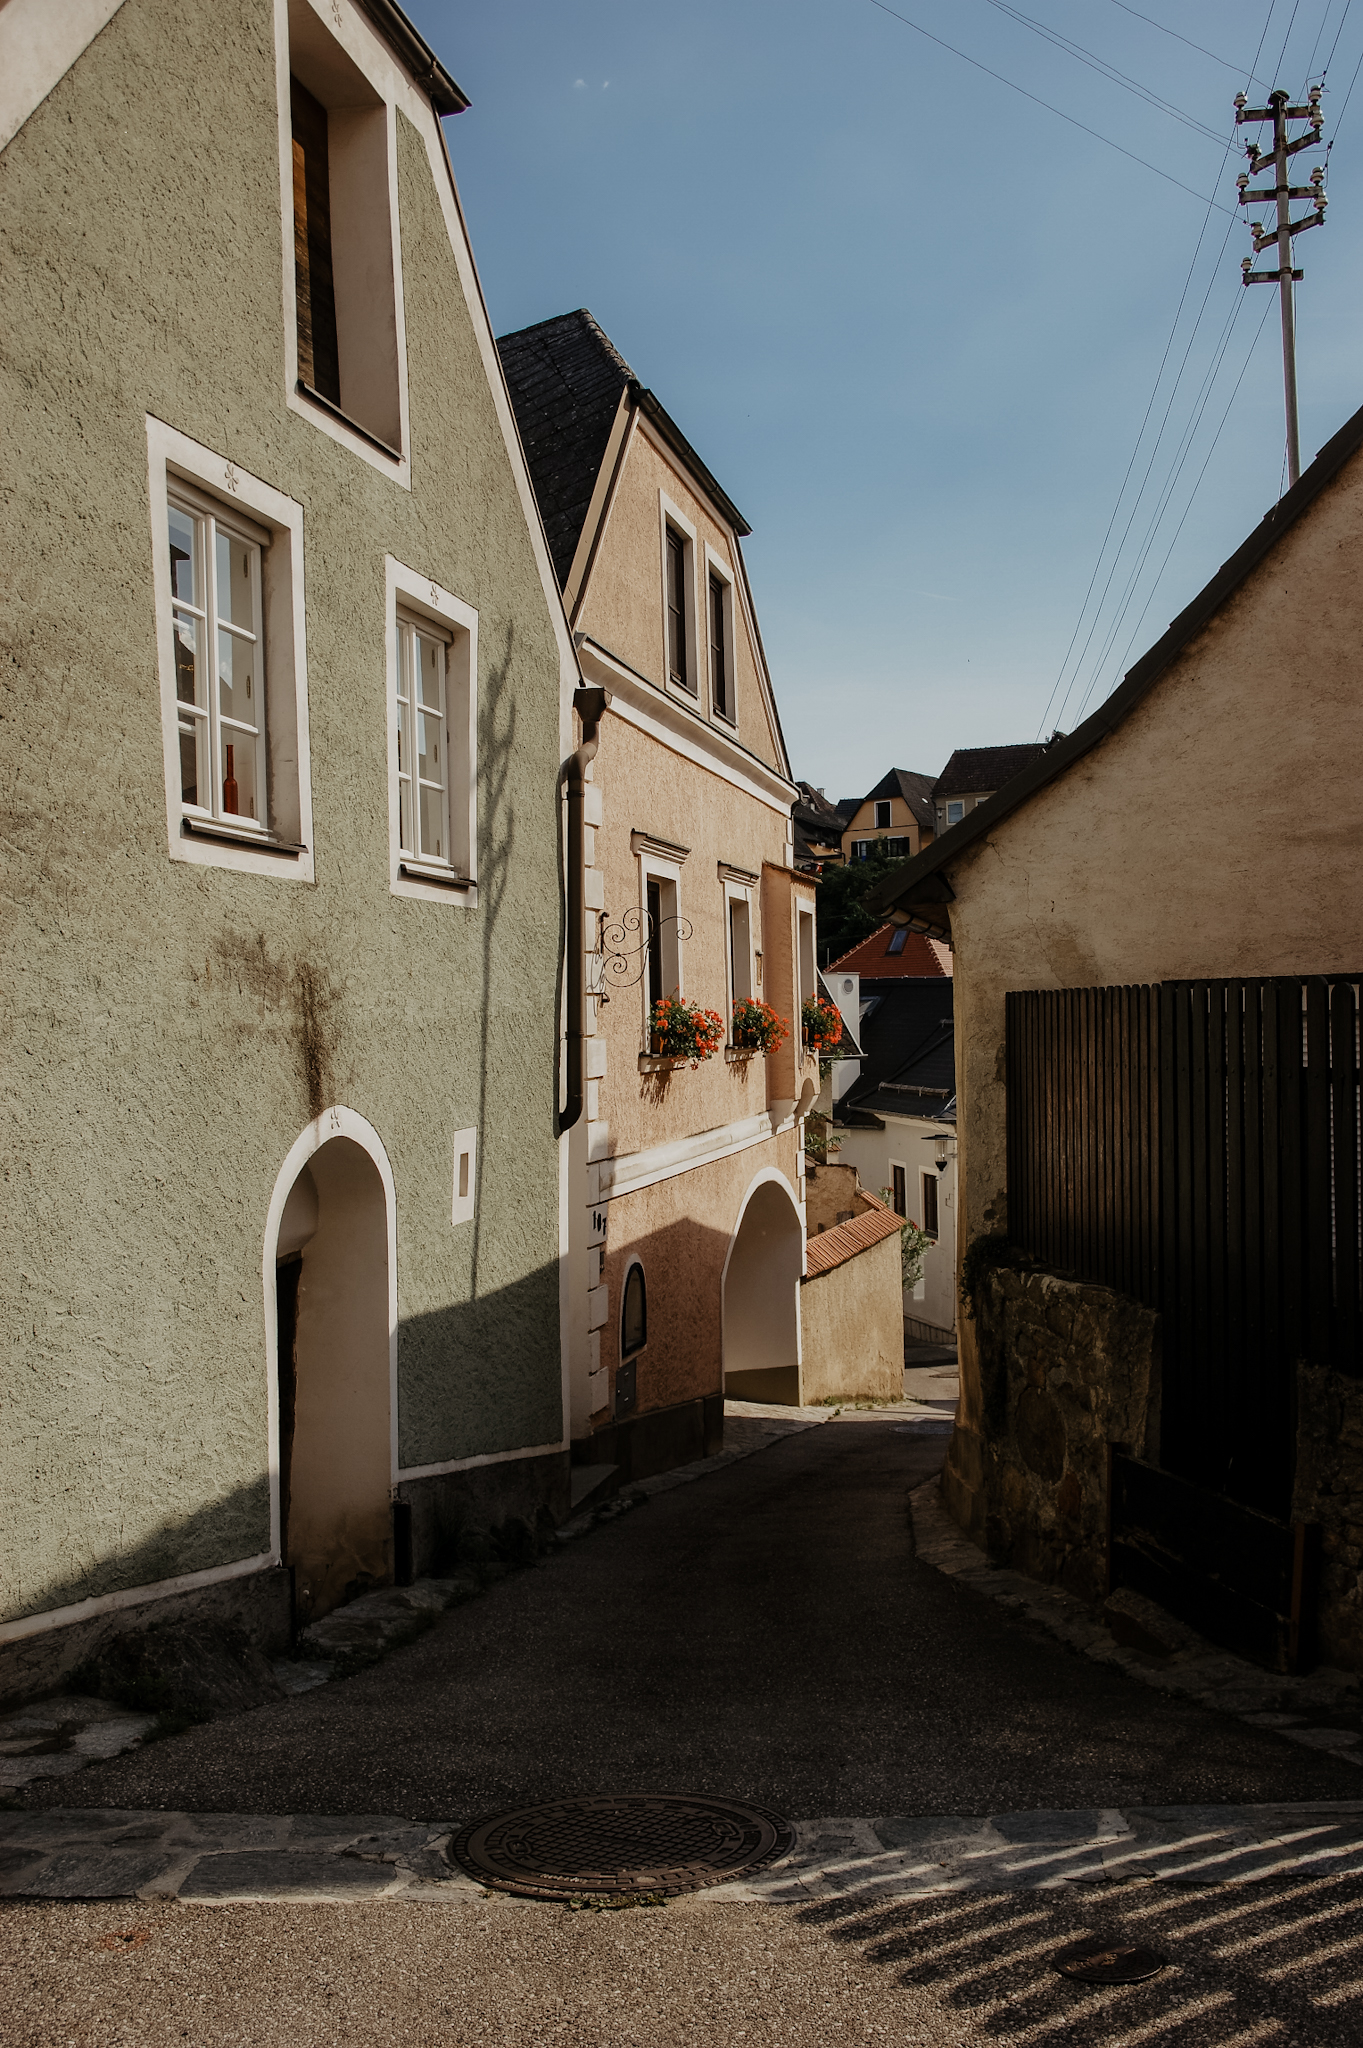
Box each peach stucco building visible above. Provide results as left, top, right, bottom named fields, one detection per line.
left=499, top=311, right=820, bottom=1479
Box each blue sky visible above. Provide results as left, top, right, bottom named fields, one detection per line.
left=409, top=0, right=1363, bottom=802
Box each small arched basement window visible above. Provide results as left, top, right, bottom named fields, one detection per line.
left=621, top=1262, right=647, bottom=1358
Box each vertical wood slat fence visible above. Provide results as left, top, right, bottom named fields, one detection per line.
left=1005, top=978, right=1363, bottom=1520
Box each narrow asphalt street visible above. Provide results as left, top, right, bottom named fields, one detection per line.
left=10, top=1416, right=1363, bottom=2047
left=18, top=1415, right=1363, bottom=1820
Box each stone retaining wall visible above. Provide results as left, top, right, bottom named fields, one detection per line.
left=970, top=1257, right=1160, bottom=1601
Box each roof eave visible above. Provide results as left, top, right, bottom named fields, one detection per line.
left=356, top=0, right=469, bottom=112
left=633, top=387, right=751, bottom=537
left=867, top=396, right=1363, bottom=921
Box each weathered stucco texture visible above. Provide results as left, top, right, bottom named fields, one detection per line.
left=799, top=1235, right=904, bottom=1406
left=967, top=1260, right=1161, bottom=1600
left=1, top=0, right=565, bottom=1624
left=939, top=445, right=1363, bottom=1535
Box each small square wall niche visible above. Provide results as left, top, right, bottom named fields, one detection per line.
left=452, top=1127, right=477, bottom=1226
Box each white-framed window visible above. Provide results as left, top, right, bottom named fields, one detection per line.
left=921, top=1170, right=940, bottom=1240
left=874, top=799, right=892, bottom=828
left=945, top=800, right=965, bottom=825
left=797, top=906, right=816, bottom=1017
left=148, top=417, right=313, bottom=880
left=725, top=883, right=754, bottom=1034
left=890, top=1163, right=907, bottom=1217
left=704, top=547, right=736, bottom=726
left=386, top=559, right=477, bottom=903
left=852, top=839, right=870, bottom=861
left=632, top=831, right=688, bottom=1049
left=277, top=0, right=411, bottom=486
left=658, top=494, right=698, bottom=697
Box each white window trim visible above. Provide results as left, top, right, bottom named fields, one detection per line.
left=273, top=0, right=413, bottom=489
left=723, top=876, right=755, bottom=1029
left=147, top=416, right=314, bottom=881
left=637, top=846, right=685, bottom=1046
left=385, top=558, right=477, bottom=905
left=658, top=492, right=699, bottom=701
left=451, top=1125, right=477, bottom=1226
left=796, top=904, right=816, bottom=1016
left=703, top=543, right=738, bottom=729
left=888, top=1157, right=909, bottom=1218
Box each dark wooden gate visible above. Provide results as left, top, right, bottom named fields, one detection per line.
left=1006, top=977, right=1361, bottom=1666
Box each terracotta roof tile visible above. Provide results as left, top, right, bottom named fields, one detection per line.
left=804, top=1190, right=904, bottom=1276
left=826, top=925, right=946, bottom=978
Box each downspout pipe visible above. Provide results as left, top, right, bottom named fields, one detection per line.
left=560, top=684, right=610, bottom=1131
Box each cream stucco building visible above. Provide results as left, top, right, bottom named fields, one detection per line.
left=500, top=313, right=821, bottom=1472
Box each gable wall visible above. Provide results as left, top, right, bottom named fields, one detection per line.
left=941, top=441, right=1363, bottom=1471
left=578, top=424, right=783, bottom=772
left=0, top=0, right=568, bottom=1626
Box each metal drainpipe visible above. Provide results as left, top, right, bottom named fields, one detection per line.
left=561, top=684, right=610, bottom=1131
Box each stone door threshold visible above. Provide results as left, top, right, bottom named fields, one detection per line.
left=910, top=1476, right=1363, bottom=1758
left=6, top=1802, right=1363, bottom=1904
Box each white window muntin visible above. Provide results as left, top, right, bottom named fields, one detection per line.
left=395, top=606, right=453, bottom=867
left=148, top=418, right=314, bottom=881
left=168, top=483, right=270, bottom=836
left=386, top=559, right=477, bottom=903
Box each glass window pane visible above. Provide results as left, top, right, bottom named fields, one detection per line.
left=417, top=635, right=443, bottom=710
left=220, top=728, right=260, bottom=823
left=173, top=611, right=201, bottom=708
left=217, top=627, right=259, bottom=728
left=399, top=777, right=413, bottom=853
left=419, top=782, right=445, bottom=862
left=417, top=707, right=442, bottom=785
left=396, top=696, right=407, bottom=776
left=215, top=529, right=257, bottom=630
left=168, top=506, right=198, bottom=606
left=178, top=711, right=205, bottom=808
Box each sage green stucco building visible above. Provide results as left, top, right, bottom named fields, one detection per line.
left=1, top=0, right=577, bottom=1694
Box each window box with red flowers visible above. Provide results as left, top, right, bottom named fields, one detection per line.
left=644, top=994, right=725, bottom=1069
left=801, top=993, right=843, bottom=1057
left=728, top=997, right=789, bottom=1059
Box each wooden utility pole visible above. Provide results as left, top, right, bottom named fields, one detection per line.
left=1235, top=87, right=1327, bottom=489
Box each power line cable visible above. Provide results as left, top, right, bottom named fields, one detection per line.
left=974, top=0, right=1228, bottom=144
left=1274, top=0, right=1306, bottom=76
left=863, top=0, right=1236, bottom=209
left=1077, top=296, right=1277, bottom=714
left=1103, top=0, right=1275, bottom=88
left=1034, top=2, right=1279, bottom=737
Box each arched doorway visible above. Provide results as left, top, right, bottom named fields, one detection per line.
left=721, top=1173, right=804, bottom=1406
left=268, top=1118, right=395, bottom=1625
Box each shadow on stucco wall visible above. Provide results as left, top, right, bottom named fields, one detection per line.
left=470, top=623, right=518, bottom=1306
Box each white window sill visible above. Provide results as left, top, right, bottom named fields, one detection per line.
left=181, top=815, right=305, bottom=858
left=399, top=856, right=474, bottom=889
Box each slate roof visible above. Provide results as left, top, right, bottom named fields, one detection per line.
left=933, top=745, right=1046, bottom=799
left=826, top=925, right=946, bottom=980
left=867, top=401, right=1363, bottom=934
left=837, top=979, right=956, bottom=1123
left=844, top=769, right=937, bottom=836
left=495, top=311, right=633, bottom=589
left=792, top=783, right=848, bottom=867
left=804, top=1190, right=904, bottom=1277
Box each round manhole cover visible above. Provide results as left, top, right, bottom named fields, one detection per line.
left=1051, top=1937, right=1167, bottom=1985
left=449, top=1794, right=796, bottom=1900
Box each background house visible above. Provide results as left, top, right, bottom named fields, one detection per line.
left=792, top=783, right=849, bottom=869
left=841, top=769, right=936, bottom=862
left=870, top=403, right=1363, bottom=1673
left=931, top=744, right=1046, bottom=836
left=2, top=0, right=577, bottom=1699
left=828, top=979, right=958, bottom=1343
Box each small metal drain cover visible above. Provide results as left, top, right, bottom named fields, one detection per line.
left=1051, top=1937, right=1167, bottom=1985
left=450, top=1794, right=796, bottom=1900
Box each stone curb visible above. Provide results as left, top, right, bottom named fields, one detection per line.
left=6, top=1802, right=1363, bottom=1904
left=909, top=1475, right=1363, bottom=1755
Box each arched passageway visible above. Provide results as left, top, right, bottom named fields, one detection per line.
left=721, top=1175, right=804, bottom=1406
left=274, top=1135, right=391, bottom=1623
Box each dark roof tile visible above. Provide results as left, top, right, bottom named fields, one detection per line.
left=933, top=745, right=1046, bottom=798
left=496, top=310, right=633, bottom=588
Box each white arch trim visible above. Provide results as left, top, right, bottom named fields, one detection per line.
left=719, top=1166, right=807, bottom=1294
left=262, top=1105, right=400, bottom=1563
